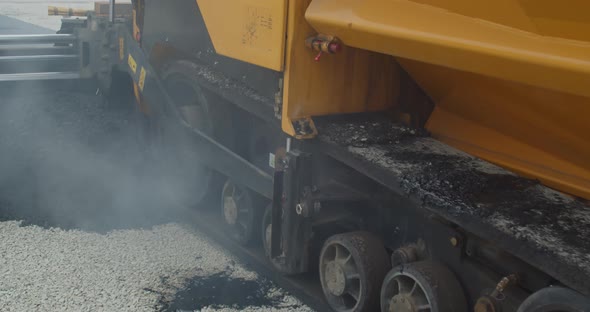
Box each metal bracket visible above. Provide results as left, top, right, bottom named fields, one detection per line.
left=292, top=117, right=318, bottom=139
left=270, top=149, right=313, bottom=273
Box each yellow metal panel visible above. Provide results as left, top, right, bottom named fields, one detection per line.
left=281, top=0, right=399, bottom=137
left=305, top=0, right=590, bottom=99
left=410, top=0, right=590, bottom=42
left=127, top=54, right=137, bottom=74
left=302, top=0, right=590, bottom=199
left=400, top=58, right=590, bottom=200
left=427, top=106, right=590, bottom=200
left=138, top=67, right=147, bottom=91
left=119, top=37, right=124, bottom=60
left=196, top=0, right=288, bottom=71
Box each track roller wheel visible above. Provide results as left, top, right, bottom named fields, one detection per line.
left=220, top=179, right=261, bottom=245
left=319, top=231, right=390, bottom=312
left=517, top=286, right=590, bottom=312
left=380, top=261, right=467, bottom=312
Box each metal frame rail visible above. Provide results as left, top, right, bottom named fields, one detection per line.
left=0, top=34, right=80, bottom=81
left=114, top=25, right=273, bottom=199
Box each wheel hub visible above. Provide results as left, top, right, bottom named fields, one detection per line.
left=325, top=261, right=347, bottom=296
left=390, top=294, right=417, bottom=312
left=223, top=196, right=238, bottom=225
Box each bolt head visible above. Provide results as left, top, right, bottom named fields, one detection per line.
left=295, top=203, right=303, bottom=215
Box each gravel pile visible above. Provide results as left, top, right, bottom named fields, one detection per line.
left=0, top=221, right=310, bottom=311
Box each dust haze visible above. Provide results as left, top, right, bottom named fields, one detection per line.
left=0, top=78, right=205, bottom=232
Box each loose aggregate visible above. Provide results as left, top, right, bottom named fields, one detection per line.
left=0, top=221, right=311, bottom=312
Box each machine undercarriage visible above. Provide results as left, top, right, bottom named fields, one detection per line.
left=1, top=1, right=589, bottom=311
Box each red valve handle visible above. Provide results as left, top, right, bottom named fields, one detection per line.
left=314, top=51, right=323, bottom=62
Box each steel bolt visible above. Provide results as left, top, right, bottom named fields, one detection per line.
left=295, top=203, right=303, bottom=215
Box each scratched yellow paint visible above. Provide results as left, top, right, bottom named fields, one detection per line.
left=127, top=54, right=137, bottom=74
left=196, top=0, right=287, bottom=71
left=138, top=67, right=146, bottom=91
left=119, top=37, right=124, bottom=61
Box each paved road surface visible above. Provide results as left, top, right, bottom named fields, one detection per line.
left=0, top=13, right=53, bottom=34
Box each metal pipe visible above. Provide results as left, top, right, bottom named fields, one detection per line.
left=109, top=0, right=115, bottom=23
left=0, top=34, right=75, bottom=45
left=0, top=55, right=78, bottom=62
left=0, top=44, right=78, bottom=56
left=0, top=45, right=76, bottom=56
left=48, top=6, right=89, bottom=17
left=0, top=72, right=81, bottom=82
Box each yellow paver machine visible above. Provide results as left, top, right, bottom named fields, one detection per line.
left=2, top=1, right=589, bottom=311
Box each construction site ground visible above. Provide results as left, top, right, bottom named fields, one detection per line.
left=0, top=13, right=325, bottom=312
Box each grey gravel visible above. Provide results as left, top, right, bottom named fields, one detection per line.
left=0, top=221, right=311, bottom=312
